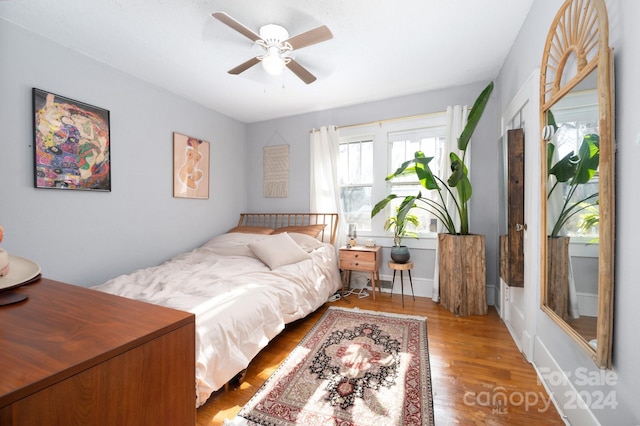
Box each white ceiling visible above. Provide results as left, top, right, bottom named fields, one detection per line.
left=0, top=0, right=534, bottom=123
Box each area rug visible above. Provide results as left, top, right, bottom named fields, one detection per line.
left=225, top=306, right=434, bottom=426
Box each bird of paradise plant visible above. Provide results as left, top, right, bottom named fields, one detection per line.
left=371, top=81, right=494, bottom=235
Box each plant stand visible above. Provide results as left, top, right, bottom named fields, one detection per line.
left=388, top=260, right=415, bottom=307
left=438, top=234, right=487, bottom=316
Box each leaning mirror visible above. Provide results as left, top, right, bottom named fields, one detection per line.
left=540, top=0, right=615, bottom=368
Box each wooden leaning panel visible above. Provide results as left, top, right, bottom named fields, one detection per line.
left=237, top=213, right=339, bottom=245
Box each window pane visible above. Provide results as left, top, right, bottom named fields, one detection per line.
left=340, top=186, right=372, bottom=231
left=338, top=138, right=373, bottom=231
left=361, top=141, right=373, bottom=183
left=339, top=140, right=373, bottom=185
left=389, top=131, right=445, bottom=184
left=348, top=143, right=361, bottom=183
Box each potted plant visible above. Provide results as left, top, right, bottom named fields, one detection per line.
left=371, top=81, right=494, bottom=315
left=384, top=207, right=419, bottom=263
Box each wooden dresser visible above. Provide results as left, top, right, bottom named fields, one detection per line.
left=0, top=278, right=196, bottom=425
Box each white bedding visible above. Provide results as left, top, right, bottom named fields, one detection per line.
left=92, top=232, right=342, bottom=407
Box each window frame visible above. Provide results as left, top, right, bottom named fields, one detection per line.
left=337, top=113, right=447, bottom=248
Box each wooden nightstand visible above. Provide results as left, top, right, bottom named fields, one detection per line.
left=339, top=245, right=382, bottom=301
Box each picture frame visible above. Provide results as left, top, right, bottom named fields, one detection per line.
left=173, top=132, right=210, bottom=199
left=32, top=88, right=111, bottom=191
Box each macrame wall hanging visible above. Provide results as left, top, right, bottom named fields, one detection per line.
left=263, top=131, right=289, bottom=198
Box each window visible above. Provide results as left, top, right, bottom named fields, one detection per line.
left=338, top=113, right=447, bottom=238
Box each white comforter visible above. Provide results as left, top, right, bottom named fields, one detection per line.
left=93, top=232, right=342, bottom=407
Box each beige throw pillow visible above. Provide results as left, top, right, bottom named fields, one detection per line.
left=249, top=233, right=311, bottom=269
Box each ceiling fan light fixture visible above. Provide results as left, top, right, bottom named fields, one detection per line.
left=261, top=47, right=286, bottom=75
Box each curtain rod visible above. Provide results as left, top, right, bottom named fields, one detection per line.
left=309, top=111, right=445, bottom=134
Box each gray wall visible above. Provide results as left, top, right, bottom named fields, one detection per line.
left=497, top=0, right=639, bottom=423
left=246, top=83, right=500, bottom=301
left=0, top=20, right=247, bottom=287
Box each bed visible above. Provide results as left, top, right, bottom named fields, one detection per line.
left=92, top=213, right=341, bottom=407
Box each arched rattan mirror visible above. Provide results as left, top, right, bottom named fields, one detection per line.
left=540, top=0, right=615, bottom=369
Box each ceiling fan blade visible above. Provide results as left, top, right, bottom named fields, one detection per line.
left=286, top=59, right=317, bottom=84
left=212, top=12, right=262, bottom=42
left=228, top=57, right=261, bottom=75
left=285, top=25, right=333, bottom=50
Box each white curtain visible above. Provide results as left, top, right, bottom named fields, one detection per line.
left=310, top=126, right=346, bottom=247
left=432, top=105, right=468, bottom=302
left=547, top=142, right=580, bottom=318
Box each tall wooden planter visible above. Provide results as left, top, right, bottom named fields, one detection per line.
left=438, top=233, right=487, bottom=316
left=546, top=236, right=570, bottom=321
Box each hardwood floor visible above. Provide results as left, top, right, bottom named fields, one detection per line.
left=566, top=315, right=597, bottom=342
left=196, top=292, right=565, bottom=425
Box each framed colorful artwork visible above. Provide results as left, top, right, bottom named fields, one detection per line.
left=173, top=132, right=210, bottom=199
left=32, top=88, right=111, bottom=191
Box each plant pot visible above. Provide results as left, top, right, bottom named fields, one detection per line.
left=438, top=233, right=487, bottom=316
left=390, top=245, right=410, bottom=263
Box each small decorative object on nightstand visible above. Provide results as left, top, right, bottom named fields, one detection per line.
left=339, top=245, right=382, bottom=301
left=347, top=223, right=357, bottom=248
left=388, top=260, right=415, bottom=307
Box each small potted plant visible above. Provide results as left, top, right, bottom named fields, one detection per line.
left=384, top=207, right=419, bottom=263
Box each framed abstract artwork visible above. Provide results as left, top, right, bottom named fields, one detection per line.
left=173, top=132, right=210, bottom=199
left=32, top=88, right=111, bottom=191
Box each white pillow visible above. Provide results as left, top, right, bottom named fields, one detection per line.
left=249, top=233, right=311, bottom=269
left=287, top=232, right=324, bottom=252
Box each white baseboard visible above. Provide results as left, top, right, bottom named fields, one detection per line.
left=533, top=337, right=600, bottom=426
left=577, top=292, right=598, bottom=317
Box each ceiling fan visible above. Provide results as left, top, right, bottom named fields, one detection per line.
left=212, top=12, right=333, bottom=84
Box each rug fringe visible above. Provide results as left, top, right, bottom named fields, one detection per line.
left=327, top=306, right=428, bottom=322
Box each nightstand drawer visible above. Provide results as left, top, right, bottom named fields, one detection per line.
left=339, top=250, right=377, bottom=271
left=340, top=258, right=377, bottom=271
left=340, top=249, right=376, bottom=263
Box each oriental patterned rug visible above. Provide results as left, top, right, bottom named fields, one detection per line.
left=226, top=307, right=434, bottom=426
